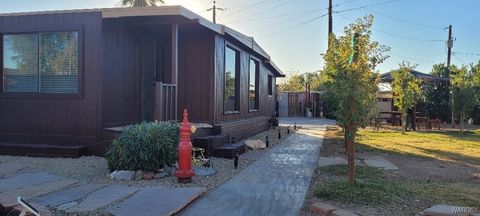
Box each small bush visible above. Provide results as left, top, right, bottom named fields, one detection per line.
left=106, top=121, right=180, bottom=172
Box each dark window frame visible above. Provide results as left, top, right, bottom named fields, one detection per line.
left=0, top=25, right=84, bottom=99
left=248, top=57, right=259, bottom=112
left=268, top=74, right=273, bottom=96
left=223, top=44, right=241, bottom=114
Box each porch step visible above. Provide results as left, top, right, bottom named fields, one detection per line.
left=213, top=143, right=246, bottom=159
left=192, top=135, right=229, bottom=157
left=0, top=143, right=88, bottom=158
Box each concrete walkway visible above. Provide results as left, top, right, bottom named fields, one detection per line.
left=181, top=118, right=334, bottom=216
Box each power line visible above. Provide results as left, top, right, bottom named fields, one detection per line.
left=453, top=51, right=480, bottom=57
left=249, top=10, right=324, bottom=33
left=343, top=0, right=445, bottom=29
left=452, top=54, right=467, bottom=65
left=225, top=8, right=325, bottom=24
left=333, top=0, right=400, bottom=14
left=389, top=52, right=438, bottom=64
left=335, top=13, right=444, bottom=42
left=220, top=0, right=283, bottom=18
left=258, top=13, right=329, bottom=39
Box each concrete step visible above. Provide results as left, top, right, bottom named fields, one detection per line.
left=213, top=142, right=246, bottom=159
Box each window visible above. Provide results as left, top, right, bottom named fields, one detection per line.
left=248, top=58, right=259, bottom=110
left=268, top=75, right=273, bottom=96
left=224, top=46, right=239, bottom=112
left=3, top=31, right=79, bottom=93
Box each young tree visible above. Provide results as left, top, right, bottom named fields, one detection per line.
left=392, top=62, right=422, bottom=134
left=451, top=65, right=476, bottom=133
left=324, top=15, right=388, bottom=185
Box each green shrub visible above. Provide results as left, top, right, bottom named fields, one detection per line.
left=106, top=121, right=180, bottom=172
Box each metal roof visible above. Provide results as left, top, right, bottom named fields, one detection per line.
left=380, top=69, right=449, bottom=83
left=0, top=6, right=284, bottom=77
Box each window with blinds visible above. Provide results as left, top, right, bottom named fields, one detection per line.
left=2, top=31, right=79, bottom=93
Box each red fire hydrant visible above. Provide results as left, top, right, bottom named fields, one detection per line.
left=175, top=109, right=195, bottom=183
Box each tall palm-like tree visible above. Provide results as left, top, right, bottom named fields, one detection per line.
left=120, top=0, right=164, bottom=7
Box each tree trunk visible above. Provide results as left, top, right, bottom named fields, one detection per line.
left=460, top=112, right=464, bottom=133
left=401, top=111, right=407, bottom=134
left=345, top=126, right=356, bottom=185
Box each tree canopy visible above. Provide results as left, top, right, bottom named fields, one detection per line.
left=323, top=15, right=388, bottom=184
left=120, top=0, right=164, bottom=7
left=391, top=62, right=422, bottom=134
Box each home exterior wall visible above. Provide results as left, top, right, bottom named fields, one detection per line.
left=177, top=25, right=215, bottom=123
left=0, top=12, right=103, bottom=146
left=209, top=34, right=277, bottom=140
left=213, top=34, right=276, bottom=125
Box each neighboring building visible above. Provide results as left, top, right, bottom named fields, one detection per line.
left=278, top=91, right=322, bottom=118
left=0, top=6, right=284, bottom=157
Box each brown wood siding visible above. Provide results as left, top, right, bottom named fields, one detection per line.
left=0, top=12, right=103, bottom=146
left=213, top=35, right=276, bottom=124
left=101, top=20, right=140, bottom=127
left=177, top=25, right=215, bottom=123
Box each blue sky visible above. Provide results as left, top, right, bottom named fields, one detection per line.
left=1, top=0, right=479, bottom=76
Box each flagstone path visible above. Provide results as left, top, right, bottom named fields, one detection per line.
left=0, top=171, right=205, bottom=215
left=181, top=118, right=335, bottom=216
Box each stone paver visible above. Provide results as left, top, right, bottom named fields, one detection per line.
left=32, top=183, right=107, bottom=207
left=107, top=186, right=205, bottom=216
left=181, top=118, right=334, bottom=216
left=310, top=202, right=337, bottom=216
left=0, top=179, right=78, bottom=208
left=0, top=172, right=64, bottom=193
left=332, top=209, right=359, bottom=216
left=0, top=163, right=24, bottom=176
left=423, top=204, right=474, bottom=216
left=65, top=185, right=139, bottom=213
left=317, top=156, right=348, bottom=167
left=363, top=156, right=399, bottom=170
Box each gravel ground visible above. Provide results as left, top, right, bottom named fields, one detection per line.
left=0, top=126, right=293, bottom=216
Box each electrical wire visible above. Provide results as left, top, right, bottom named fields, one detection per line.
left=453, top=51, right=480, bottom=57
left=452, top=54, right=467, bottom=65
left=335, top=13, right=444, bottom=42
left=333, top=0, right=400, bottom=14
left=258, top=13, right=329, bottom=39
left=344, top=0, right=445, bottom=30
left=226, top=8, right=325, bottom=24
left=389, top=52, right=438, bottom=64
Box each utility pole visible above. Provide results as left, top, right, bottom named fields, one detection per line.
left=328, top=0, right=333, bottom=49
left=206, top=1, right=225, bottom=24
left=446, top=25, right=455, bottom=128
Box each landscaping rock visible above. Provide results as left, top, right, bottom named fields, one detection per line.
left=332, top=209, right=358, bottom=216
left=193, top=166, right=217, bottom=176
left=134, top=170, right=143, bottom=180
left=422, top=204, right=474, bottom=216
left=363, top=157, right=399, bottom=170
left=164, top=166, right=173, bottom=175
left=110, top=170, right=135, bottom=180
left=245, top=139, right=266, bottom=150
left=154, top=172, right=168, bottom=179
left=142, top=172, right=155, bottom=180
left=310, top=202, right=337, bottom=216
left=317, top=157, right=347, bottom=167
